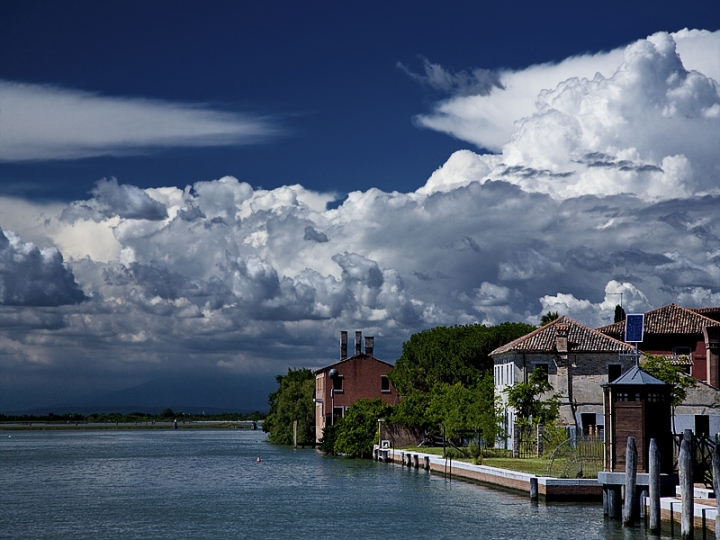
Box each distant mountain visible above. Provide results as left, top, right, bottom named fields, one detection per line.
left=7, top=374, right=275, bottom=416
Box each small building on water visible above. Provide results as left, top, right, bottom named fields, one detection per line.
left=314, top=331, right=399, bottom=444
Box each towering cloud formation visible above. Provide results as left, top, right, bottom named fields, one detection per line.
left=417, top=30, right=720, bottom=201
left=0, top=30, right=718, bottom=410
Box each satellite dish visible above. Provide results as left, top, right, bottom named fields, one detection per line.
left=328, top=368, right=339, bottom=380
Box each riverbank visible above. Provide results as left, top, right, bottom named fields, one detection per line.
left=378, top=446, right=602, bottom=502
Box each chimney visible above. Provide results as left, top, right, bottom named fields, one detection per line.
left=340, top=331, right=348, bottom=360
left=704, top=326, right=720, bottom=389
left=364, top=336, right=374, bottom=358
left=355, top=331, right=362, bottom=356
left=555, top=321, right=569, bottom=358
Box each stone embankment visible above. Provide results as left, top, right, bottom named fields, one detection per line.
left=374, top=446, right=601, bottom=502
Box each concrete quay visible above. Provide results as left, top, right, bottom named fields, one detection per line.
left=374, top=446, right=602, bottom=502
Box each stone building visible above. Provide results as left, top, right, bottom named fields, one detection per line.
left=491, top=316, right=637, bottom=448
left=314, top=331, right=399, bottom=443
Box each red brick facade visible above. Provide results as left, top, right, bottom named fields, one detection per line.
left=314, top=352, right=399, bottom=443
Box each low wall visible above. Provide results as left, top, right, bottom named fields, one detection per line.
left=381, top=448, right=602, bottom=502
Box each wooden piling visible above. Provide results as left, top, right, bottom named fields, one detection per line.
left=712, top=440, right=720, bottom=540
left=648, top=438, right=661, bottom=534
left=680, top=429, right=694, bottom=540
left=413, top=454, right=419, bottom=469
left=623, top=436, right=638, bottom=525
left=423, top=456, right=430, bottom=470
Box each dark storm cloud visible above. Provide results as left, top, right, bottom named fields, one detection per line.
left=0, top=228, right=85, bottom=306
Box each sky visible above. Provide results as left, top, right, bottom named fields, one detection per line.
left=1, top=1, right=719, bottom=413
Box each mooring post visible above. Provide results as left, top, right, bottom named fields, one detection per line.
left=639, top=489, right=648, bottom=520
left=529, top=477, right=538, bottom=501
left=413, top=454, right=419, bottom=469
left=623, top=436, right=638, bottom=525
left=712, top=440, right=720, bottom=540
left=423, top=456, right=430, bottom=471
left=680, top=429, right=694, bottom=540
left=649, top=438, right=661, bottom=534
left=608, top=485, right=621, bottom=519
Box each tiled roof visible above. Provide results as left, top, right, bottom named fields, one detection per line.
left=490, top=316, right=635, bottom=355
left=597, top=304, right=720, bottom=338
left=690, top=306, right=720, bottom=323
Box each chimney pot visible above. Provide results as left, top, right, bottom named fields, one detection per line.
left=355, top=331, right=362, bottom=356
left=340, top=331, right=348, bottom=360
left=365, top=336, right=374, bottom=357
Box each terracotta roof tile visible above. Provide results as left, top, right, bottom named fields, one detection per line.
left=597, top=304, right=720, bottom=338
left=490, top=316, right=634, bottom=355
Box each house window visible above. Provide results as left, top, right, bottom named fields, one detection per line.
left=533, top=363, right=549, bottom=383
left=332, top=375, right=344, bottom=392
left=608, top=364, right=622, bottom=383
left=696, top=415, right=710, bottom=438
left=381, top=375, right=390, bottom=392
left=333, top=406, right=344, bottom=419
left=581, top=413, right=597, bottom=436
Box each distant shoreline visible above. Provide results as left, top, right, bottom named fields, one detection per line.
left=0, top=421, right=259, bottom=431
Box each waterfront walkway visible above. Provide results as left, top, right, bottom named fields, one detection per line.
left=377, top=447, right=601, bottom=501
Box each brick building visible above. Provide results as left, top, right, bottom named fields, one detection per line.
left=597, top=304, right=720, bottom=386
left=597, top=303, right=720, bottom=436
left=491, top=316, right=637, bottom=449
left=314, top=331, right=399, bottom=443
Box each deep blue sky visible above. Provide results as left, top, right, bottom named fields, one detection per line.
left=2, top=0, right=718, bottom=201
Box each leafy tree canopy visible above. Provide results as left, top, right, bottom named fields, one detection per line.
left=425, top=372, right=501, bottom=442
left=388, top=322, right=535, bottom=394
left=641, top=354, right=697, bottom=408
left=263, top=368, right=315, bottom=445
left=505, top=367, right=560, bottom=428
left=330, top=399, right=393, bottom=458
left=540, top=311, right=559, bottom=326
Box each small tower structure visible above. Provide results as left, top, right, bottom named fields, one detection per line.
left=601, top=365, right=673, bottom=473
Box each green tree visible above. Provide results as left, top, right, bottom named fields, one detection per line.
left=426, top=374, right=501, bottom=443
left=263, top=368, right=315, bottom=445
left=614, top=305, right=626, bottom=323
left=641, top=354, right=696, bottom=408
left=505, top=367, right=560, bottom=427
left=332, top=399, right=393, bottom=458
left=540, top=311, right=559, bottom=325
left=388, top=322, right=536, bottom=394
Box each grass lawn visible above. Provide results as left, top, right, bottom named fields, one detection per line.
left=397, top=446, right=590, bottom=478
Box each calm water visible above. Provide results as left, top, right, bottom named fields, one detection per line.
left=1, top=429, right=668, bottom=539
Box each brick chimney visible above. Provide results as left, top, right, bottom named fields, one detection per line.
left=340, top=331, right=348, bottom=360
left=704, top=326, right=720, bottom=389
left=555, top=321, right=569, bottom=359
left=364, top=336, right=374, bottom=357
left=355, top=331, right=362, bottom=356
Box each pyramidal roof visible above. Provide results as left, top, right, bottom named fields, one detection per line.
left=490, top=316, right=635, bottom=356
left=604, top=365, right=667, bottom=386
left=597, top=303, right=720, bottom=337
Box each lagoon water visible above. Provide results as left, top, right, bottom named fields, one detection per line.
left=1, top=428, right=669, bottom=539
